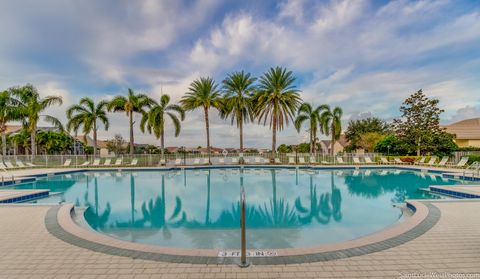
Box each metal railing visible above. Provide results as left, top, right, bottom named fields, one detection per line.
left=0, top=152, right=384, bottom=168
left=463, top=161, right=480, bottom=180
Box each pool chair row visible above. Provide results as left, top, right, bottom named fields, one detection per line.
left=64, top=158, right=138, bottom=167
left=0, top=160, right=39, bottom=169
left=413, top=156, right=470, bottom=168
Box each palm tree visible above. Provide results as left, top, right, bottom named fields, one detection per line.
left=11, top=84, right=63, bottom=158
left=66, top=97, right=109, bottom=156
left=180, top=77, right=222, bottom=164
left=221, top=71, right=256, bottom=153
left=294, top=102, right=323, bottom=155
left=320, top=105, right=343, bottom=157
left=108, top=89, right=153, bottom=155
left=0, top=90, right=23, bottom=156
left=254, top=67, right=302, bottom=160
left=140, top=94, right=185, bottom=159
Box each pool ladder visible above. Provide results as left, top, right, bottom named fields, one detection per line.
left=463, top=162, right=480, bottom=180
left=0, top=165, right=14, bottom=186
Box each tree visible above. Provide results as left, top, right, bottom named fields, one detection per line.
left=0, top=90, right=23, bottom=156
left=106, top=134, right=126, bottom=155
left=180, top=77, right=222, bottom=164
left=66, top=97, right=109, bottom=156
left=221, top=71, right=256, bottom=153
left=10, top=84, right=63, bottom=158
left=108, top=88, right=154, bottom=155
left=357, top=132, right=386, bottom=152
left=36, top=130, right=73, bottom=154
left=254, top=67, right=302, bottom=160
left=344, top=117, right=390, bottom=151
left=294, top=102, right=322, bottom=154
left=320, top=105, right=343, bottom=156
left=277, top=144, right=292, bottom=153
left=393, top=90, right=445, bottom=156
left=140, top=94, right=184, bottom=159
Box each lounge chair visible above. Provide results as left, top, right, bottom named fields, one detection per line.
left=193, top=158, right=200, bottom=165
left=219, top=158, right=225, bottom=164
left=254, top=157, right=261, bottom=164
left=274, top=157, right=281, bottom=164
left=436, top=156, right=449, bottom=167
left=174, top=158, right=182, bottom=166
left=114, top=158, right=123, bottom=166
left=80, top=161, right=90, bottom=167
left=414, top=157, right=426, bottom=165
left=130, top=158, right=138, bottom=166
left=16, top=160, right=27, bottom=168
left=231, top=157, right=238, bottom=164
left=394, top=158, right=406, bottom=164
left=263, top=158, right=270, bottom=164
left=244, top=158, right=250, bottom=164
left=425, top=156, right=437, bottom=166
left=4, top=161, right=16, bottom=169
left=447, top=157, right=468, bottom=168
left=26, top=162, right=39, bottom=167
left=336, top=157, right=345, bottom=164
left=202, top=158, right=209, bottom=164
left=298, top=157, right=306, bottom=164
left=288, top=157, right=295, bottom=164
left=352, top=157, right=362, bottom=164
left=309, top=156, right=317, bottom=164
left=103, top=158, right=111, bottom=166
left=364, top=156, right=375, bottom=164
left=63, top=159, right=72, bottom=167
left=159, top=158, right=166, bottom=165
left=380, top=157, right=391, bottom=164
left=92, top=158, right=101, bottom=166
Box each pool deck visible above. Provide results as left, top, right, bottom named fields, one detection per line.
left=0, top=189, right=49, bottom=203
left=1, top=200, right=480, bottom=278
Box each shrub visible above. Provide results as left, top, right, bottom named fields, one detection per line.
left=468, top=155, right=480, bottom=164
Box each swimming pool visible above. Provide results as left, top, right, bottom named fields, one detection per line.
left=12, top=167, right=468, bottom=249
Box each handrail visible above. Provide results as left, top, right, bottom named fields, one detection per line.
left=239, top=185, right=249, bottom=267
left=463, top=162, right=480, bottom=179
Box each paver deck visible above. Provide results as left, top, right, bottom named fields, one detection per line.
left=1, top=200, right=480, bottom=278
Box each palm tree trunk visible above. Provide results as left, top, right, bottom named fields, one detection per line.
left=1, top=130, right=6, bottom=157
left=239, top=119, right=243, bottom=153
left=309, top=127, right=313, bottom=154
left=312, top=128, right=317, bottom=155
left=272, top=116, right=277, bottom=161
left=204, top=107, right=211, bottom=164
left=93, top=121, right=97, bottom=156
left=31, top=128, right=36, bottom=159
left=129, top=112, right=134, bottom=155
left=331, top=127, right=335, bottom=157
left=161, top=126, right=165, bottom=159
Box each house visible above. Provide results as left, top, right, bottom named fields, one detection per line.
left=318, top=135, right=349, bottom=154
left=443, top=118, right=480, bottom=148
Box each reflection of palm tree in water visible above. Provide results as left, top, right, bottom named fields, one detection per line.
left=84, top=176, right=111, bottom=229
left=140, top=174, right=186, bottom=239
left=295, top=172, right=342, bottom=224
left=258, top=169, right=297, bottom=227
left=205, top=170, right=211, bottom=225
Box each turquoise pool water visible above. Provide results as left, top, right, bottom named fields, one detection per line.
left=12, top=168, right=467, bottom=249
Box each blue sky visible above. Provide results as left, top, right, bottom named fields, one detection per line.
left=1, top=0, right=479, bottom=148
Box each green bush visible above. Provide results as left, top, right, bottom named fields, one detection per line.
left=468, top=155, right=480, bottom=164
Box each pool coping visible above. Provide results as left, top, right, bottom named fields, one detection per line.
left=45, top=200, right=440, bottom=265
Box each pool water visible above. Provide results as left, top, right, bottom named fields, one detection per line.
left=12, top=168, right=467, bottom=249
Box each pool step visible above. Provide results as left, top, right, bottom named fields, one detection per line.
left=0, top=189, right=49, bottom=203
left=429, top=185, right=480, bottom=199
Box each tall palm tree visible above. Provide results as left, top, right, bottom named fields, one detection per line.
left=140, top=94, right=185, bottom=159
left=180, top=77, right=222, bottom=164
left=320, top=105, right=343, bottom=157
left=254, top=67, right=302, bottom=160
left=108, top=88, right=153, bottom=155
left=221, top=71, right=256, bottom=153
left=294, top=102, right=323, bottom=155
left=0, top=90, right=23, bottom=156
left=66, top=97, right=110, bottom=156
left=11, top=84, right=63, bottom=158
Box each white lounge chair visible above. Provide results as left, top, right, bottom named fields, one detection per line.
left=63, top=159, right=72, bottom=167
left=103, top=158, right=111, bottom=166
left=415, top=157, right=426, bottom=165
left=16, top=160, right=27, bottom=168
left=202, top=158, right=209, bottom=164
left=244, top=158, right=250, bottom=164
left=353, top=157, right=362, bottom=164
left=26, top=162, right=39, bottom=167
left=219, top=158, right=225, bottom=164
left=130, top=158, right=138, bottom=166
left=254, top=157, right=261, bottom=164
left=437, top=156, right=449, bottom=167
left=263, top=158, right=270, bottom=164
left=4, top=161, right=16, bottom=169
left=394, top=158, right=405, bottom=164
left=80, top=161, right=90, bottom=167
left=288, top=157, right=295, bottom=164
left=274, top=158, right=281, bottom=164
left=336, top=157, right=345, bottom=164
left=193, top=158, right=200, bottom=165
left=231, top=157, right=238, bottom=164
left=174, top=158, right=182, bottom=165
left=309, top=157, right=317, bottom=164
left=380, top=157, right=391, bottom=164
left=92, top=158, right=101, bottom=166
left=447, top=157, right=468, bottom=168
left=364, top=156, right=375, bottom=164
left=425, top=156, right=437, bottom=166
left=298, top=157, right=306, bottom=164
left=114, top=158, right=123, bottom=166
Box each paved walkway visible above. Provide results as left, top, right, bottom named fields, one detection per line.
left=1, top=201, right=480, bottom=278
